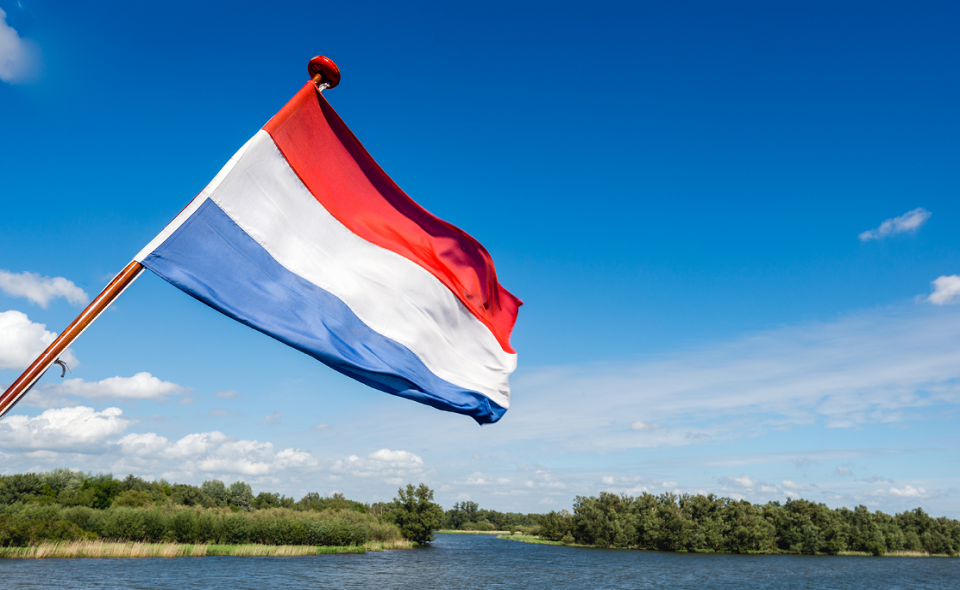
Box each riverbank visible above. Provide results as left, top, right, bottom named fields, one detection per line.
left=436, top=529, right=512, bottom=535
left=0, top=539, right=414, bottom=559
left=497, top=535, right=957, bottom=556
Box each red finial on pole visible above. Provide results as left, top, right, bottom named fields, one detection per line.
left=308, top=55, right=341, bottom=90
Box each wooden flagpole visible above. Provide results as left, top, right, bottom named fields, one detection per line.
left=0, top=261, right=145, bottom=419
left=0, top=55, right=341, bottom=421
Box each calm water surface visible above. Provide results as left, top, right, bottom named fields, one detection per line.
left=2, top=534, right=959, bottom=589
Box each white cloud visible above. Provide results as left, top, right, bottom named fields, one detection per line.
left=1, top=417, right=314, bottom=487
left=115, top=430, right=316, bottom=477
left=331, top=449, right=426, bottom=482
left=722, top=475, right=759, bottom=489
left=163, top=431, right=230, bottom=459
left=25, top=372, right=188, bottom=407
left=0, top=406, right=129, bottom=453
left=0, top=270, right=88, bottom=308
left=0, top=310, right=78, bottom=370
left=630, top=421, right=661, bottom=431
left=0, top=8, right=42, bottom=84
left=312, top=423, right=330, bottom=430
left=835, top=466, right=853, bottom=476
left=928, top=275, right=960, bottom=305
left=859, top=207, right=931, bottom=241
left=116, top=432, right=169, bottom=457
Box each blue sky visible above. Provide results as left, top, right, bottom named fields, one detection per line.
left=2, top=0, right=960, bottom=516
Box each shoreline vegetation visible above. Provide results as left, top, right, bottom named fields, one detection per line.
left=0, top=539, right=414, bottom=559
left=3, top=470, right=959, bottom=558
left=1, top=471, right=443, bottom=558
left=450, top=492, right=959, bottom=557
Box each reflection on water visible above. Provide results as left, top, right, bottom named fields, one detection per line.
left=1, top=534, right=958, bottom=589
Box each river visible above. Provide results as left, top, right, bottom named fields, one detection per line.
left=2, top=534, right=958, bottom=589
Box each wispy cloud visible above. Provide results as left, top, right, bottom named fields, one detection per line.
left=859, top=207, right=931, bottom=241
left=928, top=275, right=960, bottom=305
left=870, top=485, right=929, bottom=499
left=781, top=480, right=808, bottom=492
left=0, top=8, right=42, bottom=84
left=0, top=270, right=87, bottom=308
left=0, top=310, right=78, bottom=370
left=443, top=306, right=960, bottom=461
left=259, top=412, right=283, bottom=426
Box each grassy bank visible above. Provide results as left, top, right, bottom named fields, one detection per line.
left=0, top=539, right=414, bottom=559
left=437, top=529, right=512, bottom=535
left=498, top=534, right=566, bottom=546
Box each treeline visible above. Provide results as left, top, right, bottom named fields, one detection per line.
left=443, top=501, right=543, bottom=533
left=0, top=469, right=366, bottom=513
left=538, top=492, right=960, bottom=556
left=0, top=470, right=399, bottom=548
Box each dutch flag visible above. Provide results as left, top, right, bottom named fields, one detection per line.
left=134, top=83, right=521, bottom=424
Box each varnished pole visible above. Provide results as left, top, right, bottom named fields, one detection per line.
left=0, top=260, right=144, bottom=419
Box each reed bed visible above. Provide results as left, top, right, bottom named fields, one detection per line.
left=497, top=534, right=565, bottom=546
left=0, top=539, right=413, bottom=559
left=365, top=539, right=415, bottom=551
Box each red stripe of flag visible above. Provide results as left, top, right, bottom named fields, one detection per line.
left=263, top=83, right=521, bottom=354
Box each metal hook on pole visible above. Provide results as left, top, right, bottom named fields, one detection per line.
left=53, top=359, right=73, bottom=378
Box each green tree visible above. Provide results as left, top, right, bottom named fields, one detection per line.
left=253, top=492, right=281, bottom=510
left=228, top=481, right=254, bottom=510
left=171, top=484, right=205, bottom=506
left=0, top=474, right=44, bottom=505
left=201, top=480, right=230, bottom=506
left=392, top=483, right=443, bottom=544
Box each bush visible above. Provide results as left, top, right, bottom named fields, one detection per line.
left=102, top=508, right=147, bottom=541
left=221, top=513, right=250, bottom=544
left=171, top=510, right=199, bottom=543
